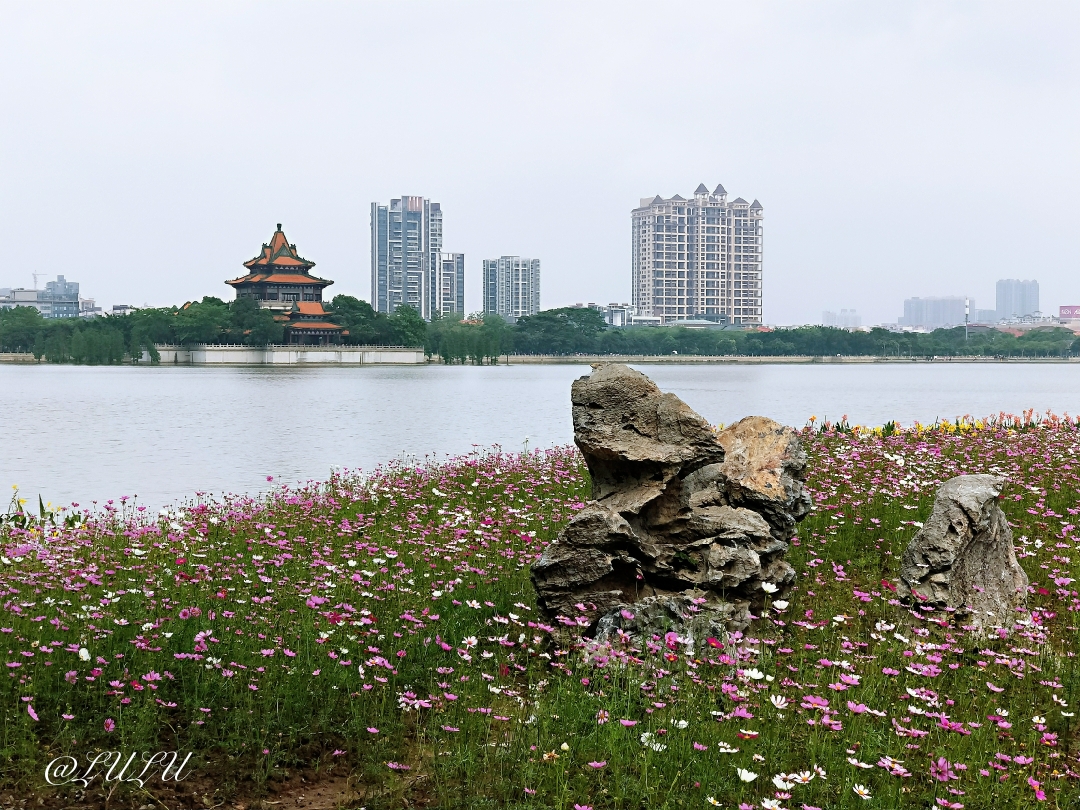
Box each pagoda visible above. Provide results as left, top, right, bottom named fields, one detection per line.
left=226, top=224, right=344, bottom=345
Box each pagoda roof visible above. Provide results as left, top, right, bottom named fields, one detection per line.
left=226, top=272, right=333, bottom=287
left=244, top=224, right=315, bottom=270
left=295, top=301, right=328, bottom=316
left=286, top=321, right=343, bottom=331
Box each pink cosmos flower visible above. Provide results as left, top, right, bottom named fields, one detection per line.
left=930, top=758, right=958, bottom=782
left=588, top=761, right=606, bottom=769
left=27, top=705, right=38, bottom=722
left=620, top=719, right=637, bottom=727
left=104, top=718, right=115, bottom=732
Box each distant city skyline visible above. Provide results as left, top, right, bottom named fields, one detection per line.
left=0, top=4, right=1077, bottom=323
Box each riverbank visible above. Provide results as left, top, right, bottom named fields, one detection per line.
left=5, top=351, right=1080, bottom=365
left=504, top=353, right=1080, bottom=363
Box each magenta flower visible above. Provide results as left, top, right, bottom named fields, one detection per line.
left=103, top=718, right=115, bottom=732
left=930, top=758, right=957, bottom=782
left=27, top=704, right=38, bottom=722
left=587, top=761, right=606, bottom=768
left=619, top=719, right=637, bottom=727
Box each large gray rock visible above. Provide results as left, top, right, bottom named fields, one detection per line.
left=530, top=364, right=811, bottom=643
left=898, top=474, right=1028, bottom=631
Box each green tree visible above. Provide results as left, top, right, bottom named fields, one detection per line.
left=227, top=297, right=283, bottom=345
left=0, top=306, right=46, bottom=352
left=512, top=307, right=607, bottom=354
left=388, top=305, right=427, bottom=347
left=329, top=295, right=383, bottom=345
left=174, top=298, right=231, bottom=345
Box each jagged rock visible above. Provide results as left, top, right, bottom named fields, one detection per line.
left=898, top=474, right=1028, bottom=631
left=530, top=363, right=811, bottom=642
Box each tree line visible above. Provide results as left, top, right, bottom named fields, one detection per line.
left=2, top=298, right=1077, bottom=364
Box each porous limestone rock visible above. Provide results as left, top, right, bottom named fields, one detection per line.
left=898, top=474, right=1028, bottom=631
left=530, top=363, right=812, bottom=644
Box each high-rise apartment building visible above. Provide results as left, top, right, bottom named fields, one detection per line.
left=823, top=309, right=862, bottom=328
left=370, top=196, right=443, bottom=318
left=482, top=257, right=540, bottom=320
left=898, top=297, right=972, bottom=330
left=434, top=253, right=465, bottom=317
left=632, top=184, right=763, bottom=325
left=996, top=279, right=1039, bottom=320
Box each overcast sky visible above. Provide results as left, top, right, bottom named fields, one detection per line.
left=1, top=2, right=1077, bottom=325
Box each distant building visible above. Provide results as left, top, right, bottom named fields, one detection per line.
left=823, top=309, right=861, bottom=328
left=370, top=196, right=446, bottom=319
left=434, top=253, right=465, bottom=317
left=898, top=297, right=972, bottom=330
left=226, top=224, right=343, bottom=345
left=573, top=302, right=636, bottom=328
left=974, top=309, right=999, bottom=323
left=483, top=257, right=540, bottom=320
left=632, top=184, right=763, bottom=325
left=80, top=298, right=102, bottom=318
left=0, top=275, right=81, bottom=318
left=996, top=279, right=1039, bottom=320
left=1060, top=306, right=1080, bottom=322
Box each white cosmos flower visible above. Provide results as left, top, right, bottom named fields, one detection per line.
left=847, top=757, right=874, bottom=769
left=674, top=719, right=688, bottom=729
left=742, top=668, right=765, bottom=680
left=715, top=742, right=739, bottom=754
left=770, top=695, right=789, bottom=710
left=791, top=770, right=813, bottom=784
left=78, top=648, right=90, bottom=662
left=1033, top=715, right=1047, bottom=724
left=735, top=768, right=757, bottom=782
left=772, top=774, right=794, bottom=790
left=853, top=784, right=872, bottom=799
left=760, top=582, right=779, bottom=594
left=466, top=600, right=481, bottom=609
left=772, top=600, right=789, bottom=610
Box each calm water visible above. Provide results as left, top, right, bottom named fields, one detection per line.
left=2, top=362, right=1079, bottom=509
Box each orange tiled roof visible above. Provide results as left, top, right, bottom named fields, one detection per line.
left=226, top=273, right=332, bottom=287
left=243, top=225, right=315, bottom=269
left=286, top=321, right=343, bottom=331
left=296, top=301, right=327, bottom=316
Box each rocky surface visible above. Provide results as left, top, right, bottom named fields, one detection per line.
left=898, top=474, right=1028, bottom=631
left=530, top=363, right=811, bottom=644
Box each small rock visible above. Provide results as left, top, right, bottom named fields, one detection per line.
left=898, top=474, right=1028, bottom=631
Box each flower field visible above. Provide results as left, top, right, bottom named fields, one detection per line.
left=4, top=412, right=1080, bottom=808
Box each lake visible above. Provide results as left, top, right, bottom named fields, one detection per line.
left=2, top=362, right=1079, bottom=510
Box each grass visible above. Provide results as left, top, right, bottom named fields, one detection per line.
left=3, top=411, right=1080, bottom=809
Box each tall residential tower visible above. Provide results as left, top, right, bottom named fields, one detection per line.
left=370, top=196, right=443, bottom=318
left=996, top=279, right=1039, bottom=320
left=631, top=184, right=762, bottom=325
left=482, top=257, right=541, bottom=320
